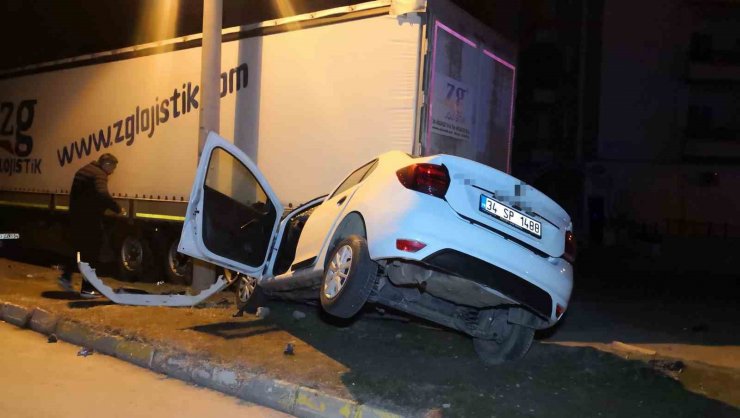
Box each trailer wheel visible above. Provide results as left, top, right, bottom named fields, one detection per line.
left=163, top=238, right=192, bottom=285
left=320, top=235, right=376, bottom=319
left=118, top=235, right=155, bottom=282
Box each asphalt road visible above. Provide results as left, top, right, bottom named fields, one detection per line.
left=0, top=321, right=292, bottom=418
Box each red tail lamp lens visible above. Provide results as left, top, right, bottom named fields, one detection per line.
left=564, top=231, right=577, bottom=263
left=396, top=163, right=450, bottom=198
left=556, top=304, right=566, bottom=318
left=396, top=239, right=427, bottom=252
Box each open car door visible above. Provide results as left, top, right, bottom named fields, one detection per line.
left=178, top=132, right=283, bottom=275
left=79, top=132, right=283, bottom=306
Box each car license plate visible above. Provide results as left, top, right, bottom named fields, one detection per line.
left=479, top=195, right=542, bottom=238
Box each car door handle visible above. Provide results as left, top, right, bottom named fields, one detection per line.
left=336, top=196, right=347, bottom=205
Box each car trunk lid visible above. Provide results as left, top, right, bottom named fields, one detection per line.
left=429, top=155, right=571, bottom=258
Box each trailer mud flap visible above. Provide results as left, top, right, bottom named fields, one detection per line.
left=78, top=261, right=231, bottom=307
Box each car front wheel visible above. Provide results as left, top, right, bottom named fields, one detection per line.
left=231, top=271, right=266, bottom=314
left=320, top=235, right=376, bottom=319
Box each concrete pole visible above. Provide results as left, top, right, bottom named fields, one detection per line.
left=192, top=0, right=222, bottom=291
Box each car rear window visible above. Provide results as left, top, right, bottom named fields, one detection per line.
left=329, top=159, right=378, bottom=199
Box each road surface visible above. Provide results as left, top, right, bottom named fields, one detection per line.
left=0, top=321, right=292, bottom=418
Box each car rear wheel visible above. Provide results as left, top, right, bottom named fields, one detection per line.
left=320, top=235, right=376, bottom=319
left=473, top=321, right=535, bottom=365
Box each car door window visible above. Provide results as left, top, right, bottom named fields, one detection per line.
left=201, top=147, right=276, bottom=267
left=329, top=159, right=378, bottom=199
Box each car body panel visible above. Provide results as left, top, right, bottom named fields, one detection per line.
left=332, top=151, right=573, bottom=322
left=433, top=154, right=571, bottom=257
left=290, top=185, right=360, bottom=271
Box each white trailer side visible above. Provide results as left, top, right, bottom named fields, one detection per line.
left=0, top=0, right=517, bottom=284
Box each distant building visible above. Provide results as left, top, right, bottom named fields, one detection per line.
left=514, top=0, right=740, bottom=243
left=513, top=0, right=603, bottom=235
left=590, top=0, right=740, bottom=243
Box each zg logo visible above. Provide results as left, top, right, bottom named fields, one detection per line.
left=0, top=99, right=37, bottom=157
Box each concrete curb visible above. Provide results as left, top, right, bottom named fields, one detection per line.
left=29, top=308, right=59, bottom=335
left=1, top=303, right=32, bottom=327
left=0, top=299, right=407, bottom=418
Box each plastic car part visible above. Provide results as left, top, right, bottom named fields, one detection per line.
left=396, top=163, right=450, bottom=198
left=79, top=259, right=231, bottom=306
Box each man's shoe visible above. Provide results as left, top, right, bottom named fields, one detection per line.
left=80, top=290, right=102, bottom=299
left=57, top=277, right=73, bottom=291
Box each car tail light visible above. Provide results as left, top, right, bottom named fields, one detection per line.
left=563, top=231, right=577, bottom=263
left=396, top=163, right=450, bottom=199
left=556, top=304, right=566, bottom=318
left=396, top=239, right=427, bottom=252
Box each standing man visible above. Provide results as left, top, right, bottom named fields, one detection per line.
left=58, top=153, right=124, bottom=298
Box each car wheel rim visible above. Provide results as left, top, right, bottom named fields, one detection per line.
left=237, top=275, right=256, bottom=303
left=121, top=237, right=143, bottom=272
left=167, top=241, right=189, bottom=277
left=323, top=244, right=352, bottom=300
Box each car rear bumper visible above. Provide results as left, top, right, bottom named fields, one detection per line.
left=422, top=249, right=554, bottom=319
left=363, top=194, right=572, bottom=323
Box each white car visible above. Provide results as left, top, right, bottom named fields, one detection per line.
left=178, top=132, right=575, bottom=364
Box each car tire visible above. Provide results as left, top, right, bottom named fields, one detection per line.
left=117, top=235, right=155, bottom=282
left=320, top=235, right=376, bottom=319
left=234, top=272, right=266, bottom=314
left=473, top=322, right=535, bottom=365
left=163, top=238, right=192, bottom=285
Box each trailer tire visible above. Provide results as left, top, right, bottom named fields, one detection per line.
left=320, top=235, right=376, bottom=319
left=163, top=238, right=192, bottom=285
left=118, top=235, right=155, bottom=282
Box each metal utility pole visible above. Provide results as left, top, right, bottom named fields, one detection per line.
left=575, top=0, right=588, bottom=165
left=192, top=0, right=222, bottom=291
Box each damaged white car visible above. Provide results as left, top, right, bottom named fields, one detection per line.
left=84, top=132, right=575, bottom=364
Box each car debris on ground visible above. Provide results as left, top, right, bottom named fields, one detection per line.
left=256, top=307, right=270, bottom=319
left=77, top=347, right=94, bottom=357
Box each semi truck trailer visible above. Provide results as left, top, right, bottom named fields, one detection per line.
left=0, top=0, right=517, bottom=284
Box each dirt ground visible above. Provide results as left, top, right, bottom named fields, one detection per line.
left=1, top=256, right=739, bottom=417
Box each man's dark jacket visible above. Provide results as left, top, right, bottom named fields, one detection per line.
left=68, top=161, right=121, bottom=245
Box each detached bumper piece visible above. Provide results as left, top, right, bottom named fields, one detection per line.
left=78, top=260, right=230, bottom=307
left=422, top=249, right=553, bottom=319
